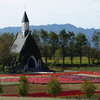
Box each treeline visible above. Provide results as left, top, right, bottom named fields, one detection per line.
left=0, top=29, right=100, bottom=71
left=31, top=29, right=100, bottom=66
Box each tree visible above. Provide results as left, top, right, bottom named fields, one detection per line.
left=75, top=33, right=87, bottom=67
left=92, top=31, right=100, bottom=64
left=67, top=31, right=75, bottom=66
left=81, top=79, right=97, bottom=99
left=46, top=78, right=62, bottom=97
left=31, top=29, right=40, bottom=47
left=59, top=29, right=69, bottom=66
left=82, top=36, right=92, bottom=66
left=89, top=47, right=97, bottom=64
left=0, top=33, right=14, bottom=71
left=86, top=39, right=91, bottom=66
left=39, top=29, right=49, bottom=64
left=52, top=48, right=63, bottom=64
left=17, top=76, right=29, bottom=97
left=48, top=31, right=59, bottom=58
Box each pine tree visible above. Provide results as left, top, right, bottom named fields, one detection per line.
left=46, top=78, right=62, bottom=97
left=17, top=76, right=29, bottom=97
left=81, top=79, right=97, bottom=99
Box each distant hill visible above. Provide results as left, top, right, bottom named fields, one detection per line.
left=0, top=24, right=100, bottom=40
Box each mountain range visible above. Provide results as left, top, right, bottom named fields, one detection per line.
left=0, top=24, right=100, bottom=39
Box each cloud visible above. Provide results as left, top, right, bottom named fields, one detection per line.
left=0, top=0, right=100, bottom=28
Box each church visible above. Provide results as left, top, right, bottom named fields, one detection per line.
left=11, top=11, right=45, bottom=72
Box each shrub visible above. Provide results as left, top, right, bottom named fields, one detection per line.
left=46, top=78, right=62, bottom=97
left=42, top=64, right=49, bottom=70
left=0, top=82, right=3, bottom=93
left=17, top=76, right=29, bottom=97
left=81, top=79, right=97, bottom=99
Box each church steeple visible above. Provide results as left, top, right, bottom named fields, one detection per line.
left=22, top=11, right=29, bottom=22
left=22, top=11, right=29, bottom=38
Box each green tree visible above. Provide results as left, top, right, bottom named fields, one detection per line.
left=75, top=33, right=87, bottom=67
left=0, top=33, right=14, bottom=71
left=67, top=31, right=75, bottom=66
left=86, top=39, right=91, bottom=66
left=52, top=48, right=63, bottom=64
left=92, top=31, right=100, bottom=64
left=81, top=79, right=97, bottom=99
left=17, top=76, right=29, bottom=97
left=39, top=29, right=49, bottom=64
left=82, top=36, right=92, bottom=66
left=46, top=78, right=62, bottom=97
left=48, top=31, right=59, bottom=58
left=32, top=29, right=40, bottom=47
left=59, top=29, right=69, bottom=66
left=9, top=52, right=19, bottom=68
left=90, top=47, right=97, bottom=64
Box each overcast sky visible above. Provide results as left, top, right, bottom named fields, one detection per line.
left=0, top=0, right=100, bottom=29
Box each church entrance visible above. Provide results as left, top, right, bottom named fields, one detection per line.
left=28, top=56, right=37, bottom=68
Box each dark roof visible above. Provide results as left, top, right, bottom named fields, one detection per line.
left=22, top=11, right=29, bottom=22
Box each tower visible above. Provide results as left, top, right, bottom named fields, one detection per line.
left=22, top=11, right=29, bottom=38
left=10, top=11, right=47, bottom=72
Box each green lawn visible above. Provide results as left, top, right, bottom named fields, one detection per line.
left=1, top=81, right=20, bottom=85
left=68, top=66, right=100, bottom=72
left=1, top=94, right=100, bottom=100
left=42, top=57, right=94, bottom=64
left=0, top=97, right=67, bottom=100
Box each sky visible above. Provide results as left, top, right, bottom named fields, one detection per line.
left=0, top=0, right=100, bottom=29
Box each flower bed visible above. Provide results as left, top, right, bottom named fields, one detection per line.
left=0, top=71, right=100, bottom=84
left=0, top=90, right=85, bottom=97
left=1, top=71, right=100, bottom=97
left=1, top=90, right=100, bottom=97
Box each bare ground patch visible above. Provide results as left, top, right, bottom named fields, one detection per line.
left=1, top=83, right=100, bottom=95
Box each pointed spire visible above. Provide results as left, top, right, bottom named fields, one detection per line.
left=22, top=11, right=29, bottom=22
left=22, top=11, right=30, bottom=38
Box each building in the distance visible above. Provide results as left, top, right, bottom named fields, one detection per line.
left=11, top=11, right=45, bottom=72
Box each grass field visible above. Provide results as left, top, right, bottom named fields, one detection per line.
left=1, top=94, right=100, bottom=100
left=42, top=57, right=96, bottom=64
left=0, top=97, right=68, bottom=100
left=1, top=95, right=100, bottom=100
left=67, top=66, right=100, bottom=72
